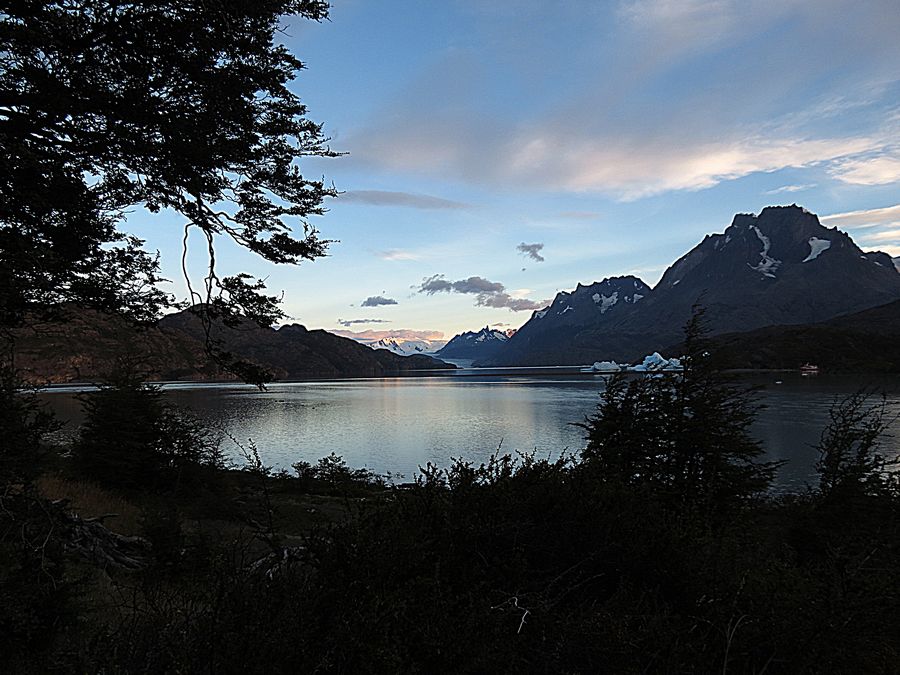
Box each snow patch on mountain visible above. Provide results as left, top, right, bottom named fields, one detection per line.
left=594, top=292, right=618, bottom=313
left=803, top=237, right=832, bottom=263
left=748, top=225, right=781, bottom=278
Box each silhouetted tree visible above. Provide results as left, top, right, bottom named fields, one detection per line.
left=73, top=367, right=224, bottom=492
left=580, top=307, right=779, bottom=511
left=0, top=1, right=336, bottom=339
left=816, top=391, right=898, bottom=501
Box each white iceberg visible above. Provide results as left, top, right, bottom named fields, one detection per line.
left=627, top=353, right=683, bottom=372
left=581, top=360, right=622, bottom=373
left=582, top=353, right=683, bottom=374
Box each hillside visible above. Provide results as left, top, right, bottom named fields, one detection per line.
left=686, top=299, right=900, bottom=372
left=12, top=307, right=454, bottom=384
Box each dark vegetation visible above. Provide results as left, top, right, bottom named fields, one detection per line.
left=688, top=299, right=900, bottom=373
left=3, top=318, right=900, bottom=673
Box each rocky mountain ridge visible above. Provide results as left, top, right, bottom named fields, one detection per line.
left=482, top=205, right=900, bottom=366
left=434, top=326, right=513, bottom=360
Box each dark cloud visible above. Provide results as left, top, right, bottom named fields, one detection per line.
left=341, top=190, right=470, bottom=210
left=417, top=274, right=504, bottom=295
left=337, top=318, right=392, bottom=327
left=360, top=295, right=398, bottom=307
left=475, top=293, right=546, bottom=311
left=517, top=242, right=545, bottom=262
left=452, top=276, right=506, bottom=294
left=416, top=274, right=547, bottom=312
left=418, top=274, right=454, bottom=294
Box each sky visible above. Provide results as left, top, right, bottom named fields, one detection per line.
left=128, top=0, right=900, bottom=341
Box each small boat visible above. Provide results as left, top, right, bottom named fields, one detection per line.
left=800, top=363, right=819, bottom=374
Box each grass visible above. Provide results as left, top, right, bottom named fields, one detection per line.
left=36, top=473, right=143, bottom=536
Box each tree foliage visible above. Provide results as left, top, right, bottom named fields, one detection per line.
left=73, top=368, right=224, bottom=491
left=579, top=308, right=779, bottom=512
left=0, top=0, right=336, bottom=331
left=816, top=391, right=899, bottom=501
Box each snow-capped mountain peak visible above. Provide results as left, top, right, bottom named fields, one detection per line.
left=360, top=336, right=447, bottom=356
left=538, top=276, right=651, bottom=322
left=435, top=326, right=513, bottom=359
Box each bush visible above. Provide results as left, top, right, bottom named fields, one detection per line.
left=816, top=391, right=899, bottom=501
left=0, top=367, right=74, bottom=667
left=579, top=308, right=779, bottom=514
left=73, top=370, right=224, bottom=492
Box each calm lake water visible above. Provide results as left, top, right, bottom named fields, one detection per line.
left=38, top=370, right=900, bottom=490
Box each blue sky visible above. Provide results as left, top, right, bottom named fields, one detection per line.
left=131, top=0, right=900, bottom=341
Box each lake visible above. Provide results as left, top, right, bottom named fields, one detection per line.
left=38, top=369, right=900, bottom=490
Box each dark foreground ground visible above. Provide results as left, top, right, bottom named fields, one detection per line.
left=3, top=363, right=899, bottom=673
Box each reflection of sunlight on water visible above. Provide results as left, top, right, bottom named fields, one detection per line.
left=37, top=374, right=900, bottom=488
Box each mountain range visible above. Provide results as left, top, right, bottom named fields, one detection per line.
left=16, top=205, right=899, bottom=380
left=13, top=307, right=454, bottom=384
left=433, top=326, right=514, bottom=361
left=358, top=336, right=448, bottom=356
left=479, top=205, right=900, bottom=366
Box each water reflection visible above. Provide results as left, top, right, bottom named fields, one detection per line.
left=38, top=373, right=900, bottom=488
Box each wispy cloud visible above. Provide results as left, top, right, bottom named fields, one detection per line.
left=416, top=274, right=547, bottom=311
left=377, top=249, right=420, bottom=261
left=765, top=183, right=817, bottom=194
left=340, top=190, right=470, bottom=210
left=500, top=134, right=879, bottom=200
left=351, top=105, right=883, bottom=200
left=344, top=1, right=900, bottom=200
left=821, top=204, right=900, bottom=229
left=857, top=228, right=900, bottom=242
left=516, top=242, right=545, bottom=262
left=360, top=295, right=398, bottom=307
left=337, top=318, right=392, bottom=327
left=557, top=211, right=602, bottom=220
left=333, top=328, right=445, bottom=340
left=829, top=151, right=900, bottom=186
left=821, top=204, right=900, bottom=257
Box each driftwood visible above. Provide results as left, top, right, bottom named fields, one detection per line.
left=249, top=545, right=307, bottom=580
left=52, top=499, right=150, bottom=570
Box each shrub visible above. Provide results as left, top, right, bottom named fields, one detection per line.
left=579, top=308, right=779, bottom=513
left=816, top=391, right=898, bottom=501
left=73, top=370, right=224, bottom=492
